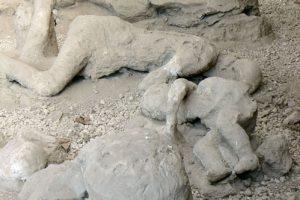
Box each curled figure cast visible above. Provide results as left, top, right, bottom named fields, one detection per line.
left=142, top=77, right=259, bottom=182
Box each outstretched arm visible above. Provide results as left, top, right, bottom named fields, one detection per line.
left=166, top=78, right=196, bottom=138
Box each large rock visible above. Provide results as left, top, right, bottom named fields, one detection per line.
left=19, top=125, right=191, bottom=200
left=284, top=76, right=300, bottom=128
left=199, top=14, right=269, bottom=41
left=77, top=127, right=191, bottom=200
left=0, top=131, right=57, bottom=191
left=256, top=135, right=293, bottom=177
left=0, top=134, right=4, bottom=148
left=19, top=161, right=87, bottom=200
left=288, top=76, right=300, bottom=100
left=0, top=138, right=47, bottom=191
left=135, top=0, right=268, bottom=41
left=284, top=110, right=300, bottom=126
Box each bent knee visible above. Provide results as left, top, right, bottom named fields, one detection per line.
left=33, top=73, right=65, bottom=96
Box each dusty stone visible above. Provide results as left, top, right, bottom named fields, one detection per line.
left=50, top=0, right=268, bottom=41
left=200, top=14, right=269, bottom=41
left=55, top=0, right=76, bottom=8
left=286, top=193, right=300, bottom=200
left=284, top=110, right=300, bottom=125
left=100, top=99, right=105, bottom=105
left=77, top=126, right=191, bottom=200
left=48, top=110, right=63, bottom=122
left=244, top=188, right=253, bottom=196
left=284, top=76, right=300, bottom=128
left=19, top=161, right=86, bottom=200
left=288, top=76, right=300, bottom=100
left=17, top=118, right=191, bottom=199
left=74, top=116, right=92, bottom=125
left=0, top=134, right=4, bottom=148
left=47, top=146, right=69, bottom=164
left=0, top=138, right=47, bottom=191
left=256, top=135, right=293, bottom=177
left=0, top=130, right=57, bottom=191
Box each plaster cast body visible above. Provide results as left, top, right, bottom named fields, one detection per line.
left=0, top=15, right=217, bottom=96
left=142, top=77, right=259, bottom=182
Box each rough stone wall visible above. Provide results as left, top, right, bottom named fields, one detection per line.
left=51, top=0, right=270, bottom=41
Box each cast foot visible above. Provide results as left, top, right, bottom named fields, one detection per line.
left=234, top=154, right=259, bottom=174
left=206, top=167, right=232, bottom=183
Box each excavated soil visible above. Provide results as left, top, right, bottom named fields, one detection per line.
left=0, top=0, right=299, bottom=199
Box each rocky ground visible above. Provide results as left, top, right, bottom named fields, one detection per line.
left=0, top=0, right=300, bottom=199
left=220, top=0, right=300, bottom=199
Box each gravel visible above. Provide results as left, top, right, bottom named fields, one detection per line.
left=0, top=92, right=141, bottom=159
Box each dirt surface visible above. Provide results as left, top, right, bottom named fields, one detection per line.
left=0, top=0, right=300, bottom=199
left=219, top=0, right=300, bottom=199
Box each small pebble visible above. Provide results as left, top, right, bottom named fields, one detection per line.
left=244, top=188, right=253, bottom=196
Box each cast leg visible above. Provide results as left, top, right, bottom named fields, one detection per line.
left=216, top=109, right=258, bottom=174
left=193, top=130, right=231, bottom=183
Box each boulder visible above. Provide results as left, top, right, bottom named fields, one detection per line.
left=288, top=76, right=300, bottom=100
left=0, top=138, right=47, bottom=191
left=37, top=0, right=269, bottom=41
left=77, top=127, right=191, bottom=200
left=134, top=0, right=269, bottom=41
left=0, top=130, right=57, bottom=191
left=200, top=14, right=269, bottom=41
left=284, top=110, right=300, bottom=126
left=18, top=124, right=191, bottom=200
left=256, top=135, right=293, bottom=177
left=0, top=134, right=4, bottom=148
left=19, top=161, right=87, bottom=200
left=55, top=0, right=76, bottom=8
left=284, top=77, right=300, bottom=128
